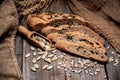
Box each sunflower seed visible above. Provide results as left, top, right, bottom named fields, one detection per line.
left=33, top=52, right=37, bottom=56
left=94, top=71, right=98, bottom=75
left=78, top=70, right=82, bottom=73
left=113, top=59, right=119, bottom=66
left=30, top=46, right=35, bottom=51
left=31, top=67, right=37, bottom=72
left=44, top=58, right=52, bottom=63
left=37, top=48, right=42, bottom=52
left=25, top=53, right=31, bottom=58
left=59, top=55, right=64, bottom=59
left=42, top=65, right=48, bottom=70
left=111, top=51, right=115, bottom=54
left=42, top=52, right=48, bottom=59
left=74, top=63, right=79, bottom=68
left=52, top=55, right=58, bottom=61
left=89, top=73, right=94, bottom=76
left=38, top=52, right=44, bottom=55
left=32, top=58, right=37, bottom=63
left=58, top=62, right=62, bottom=65
left=74, top=70, right=78, bottom=73
left=45, top=45, right=51, bottom=51
left=47, top=66, right=53, bottom=70
left=107, top=46, right=110, bottom=49
left=36, top=56, right=41, bottom=60
left=85, top=70, right=88, bottom=74
left=34, top=64, right=39, bottom=69
left=52, top=50, right=57, bottom=53
left=47, top=54, right=54, bottom=58
left=104, top=75, right=107, bottom=79
left=96, top=69, right=100, bottom=72
left=64, top=68, right=67, bottom=72
left=109, top=56, right=114, bottom=62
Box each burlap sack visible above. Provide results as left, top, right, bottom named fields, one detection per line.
left=0, top=0, right=22, bottom=80
left=67, top=0, right=120, bottom=53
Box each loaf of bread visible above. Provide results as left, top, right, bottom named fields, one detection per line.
left=55, top=40, right=107, bottom=62
left=41, top=25, right=104, bottom=45
left=27, top=13, right=107, bottom=62
left=27, top=13, right=91, bottom=31
left=47, top=32, right=106, bottom=53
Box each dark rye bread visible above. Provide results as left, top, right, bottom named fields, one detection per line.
left=55, top=40, right=107, bottom=62
left=41, top=25, right=105, bottom=45
left=27, top=13, right=94, bottom=31
left=47, top=32, right=106, bottom=53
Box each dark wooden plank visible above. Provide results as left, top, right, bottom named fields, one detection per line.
left=15, top=32, right=23, bottom=70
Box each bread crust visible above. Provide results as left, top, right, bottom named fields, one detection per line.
left=55, top=40, right=107, bottom=62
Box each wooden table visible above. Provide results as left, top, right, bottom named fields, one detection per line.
left=15, top=29, right=120, bottom=80
left=15, top=2, right=120, bottom=79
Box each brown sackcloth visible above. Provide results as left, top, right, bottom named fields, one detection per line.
left=67, top=0, right=120, bottom=53
left=0, top=0, right=22, bottom=80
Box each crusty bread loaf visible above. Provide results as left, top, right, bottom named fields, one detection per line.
left=27, top=13, right=89, bottom=31
left=41, top=25, right=105, bottom=45
left=55, top=40, right=107, bottom=62
left=47, top=32, right=106, bottom=53
left=27, top=13, right=107, bottom=62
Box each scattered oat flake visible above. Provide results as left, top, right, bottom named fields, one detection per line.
left=25, top=53, right=31, bottom=58
left=42, top=65, right=48, bottom=70
left=47, top=66, right=53, bottom=70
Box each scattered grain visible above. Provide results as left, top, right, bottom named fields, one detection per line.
left=31, top=67, right=37, bottom=72
left=42, top=65, right=49, bottom=70
left=25, top=53, right=31, bottom=58
left=47, top=66, right=53, bottom=70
